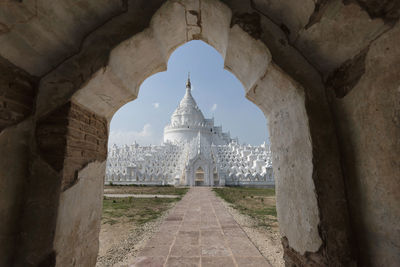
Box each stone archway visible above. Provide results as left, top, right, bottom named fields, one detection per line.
left=2, top=0, right=365, bottom=266
left=38, top=1, right=350, bottom=264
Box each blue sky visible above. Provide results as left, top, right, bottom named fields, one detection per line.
left=109, top=40, right=269, bottom=146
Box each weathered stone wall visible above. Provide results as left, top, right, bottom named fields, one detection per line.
left=13, top=0, right=352, bottom=265
left=54, top=161, right=106, bottom=266
left=0, top=120, right=33, bottom=266
left=229, top=0, right=400, bottom=265
left=35, top=0, right=165, bottom=119
left=0, top=57, right=37, bottom=131
left=246, top=62, right=355, bottom=266
left=281, top=237, right=326, bottom=267
left=328, top=22, right=400, bottom=266
left=15, top=101, right=108, bottom=266
left=230, top=2, right=356, bottom=265
left=0, top=57, right=37, bottom=266
left=1, top=0, right=399, bottom=266
left=0, top=0, right=126, bottom=76
left=11, top=1, right=164, bottom=265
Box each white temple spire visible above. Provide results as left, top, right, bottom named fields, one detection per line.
left=186, top=72, right=191, bottom=91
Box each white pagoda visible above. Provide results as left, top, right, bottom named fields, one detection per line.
left=106, top=76, right=274, bottom=187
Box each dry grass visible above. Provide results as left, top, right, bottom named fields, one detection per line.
left=213, top=187, right=278, bottom=230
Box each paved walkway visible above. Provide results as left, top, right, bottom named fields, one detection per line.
left=104, top=194, right=180, bottom=198
left=132, top=187, right=271, bottom=267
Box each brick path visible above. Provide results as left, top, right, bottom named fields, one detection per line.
left=132, top=187, right=271, bottom=267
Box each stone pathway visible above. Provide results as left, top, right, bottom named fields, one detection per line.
left=104, top=194, right=180, bottom=198
left=131, top=187, right=271, bottom=267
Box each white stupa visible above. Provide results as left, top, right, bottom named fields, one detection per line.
left=164, top=74, right=231, bottom=145
left=106, top=75, right=274, bottom=187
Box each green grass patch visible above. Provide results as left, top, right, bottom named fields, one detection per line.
left=104, top=185, right=189, bottom=196
left=213, top=187, right=277, bottom=230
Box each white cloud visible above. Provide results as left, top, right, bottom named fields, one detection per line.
left=152, top=102, right=160, bottom=109
left=109, top=124, right=159, bottom=146
left=211, top=103, right=217, bottom=112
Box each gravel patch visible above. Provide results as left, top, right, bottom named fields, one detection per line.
left=96, top=202, right=177, bottom=267
left=219, top=197, right=285, bottom=267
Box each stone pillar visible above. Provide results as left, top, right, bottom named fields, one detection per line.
left=0, top=57, right=38, bottom=267
left=15, top=101, right=108, bottom=266
left=247, top=63, right=355, bottom=266
left=328, top=22, right=400, bottom=266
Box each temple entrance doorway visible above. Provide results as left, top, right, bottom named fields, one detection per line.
left=195, top=166, right=205, bottom=186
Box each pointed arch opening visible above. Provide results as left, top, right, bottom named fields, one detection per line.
left=25, top=0, right=349, bottom=266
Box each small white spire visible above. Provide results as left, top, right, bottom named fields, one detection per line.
left=186, top=72, right=191, bottom=90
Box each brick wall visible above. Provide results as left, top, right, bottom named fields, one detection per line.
left=36, top=101, right=108, bottom=190
left=0, top=57, right=37, bottom=132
